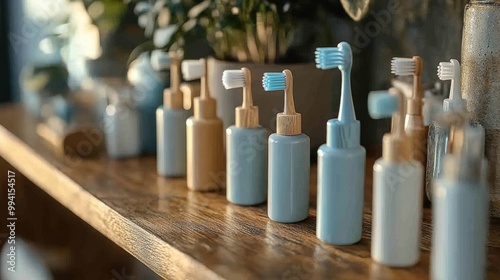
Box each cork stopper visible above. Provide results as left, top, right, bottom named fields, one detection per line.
left=164, top=52, right=183, bottom=109
left=407, top=56, right=423, bottom=116
left=194, top=59, right=217, bottom=119
left=383, top=88, right=412, bottom=162
left=277, top=70, right=301, bottom=135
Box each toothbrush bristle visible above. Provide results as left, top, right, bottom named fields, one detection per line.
left=262, top=72, right=286, bottom=91
left=391, top=57, right=416, bottom=76
left=181, top=60, right=205, bottom=81
left=368, top=91, right=399, bottom=119
left=222, top=70, right=246, bottom=89
left=315, top=47, right=345, bottom=70
left=437, top=62, right=454, bottom=80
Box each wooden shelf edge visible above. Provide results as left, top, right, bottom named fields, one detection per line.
left=0, top=125, right=222, bottom=280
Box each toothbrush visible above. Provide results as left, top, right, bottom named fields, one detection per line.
left=182, top=58, right=225, bottom=191
left=263, top=70, right=310, bottom=223
left=391, top=56, right=427, bottom=204
left=223, top=68, right=268, bottom=205
left=369, top=88, right=423, bottom=267
left=431, top=112, right=488, bottom=280
left=438, top=59, right=466, bottom=112
left=425, top=59, right=468, bottom=200
left=156, top=51, right=192, bottom=177
left=314, top=42, right=366, bottom=245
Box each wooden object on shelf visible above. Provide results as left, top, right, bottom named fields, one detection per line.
left=185, top=59, right=225, bottom=191
left=36, top=116, right=103, bottom=158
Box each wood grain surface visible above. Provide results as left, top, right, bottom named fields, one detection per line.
left=0, top=104, right=499, bottom=280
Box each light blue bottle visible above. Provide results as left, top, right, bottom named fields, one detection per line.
left=157, top=52, right=192, bottom=177
left=104, top=102, right=141, bottom=158
left=223, top=68, right=268, bottom=205
left=157, top=108, right=191, bottom=176
left=128, top=52, right=168, bottom=154
left=263, top=70, right=310, bottom=223
left=315, top=42, right=366, bottom=245
left=431, top=119, right=489, bottom=280
left=52, top=95, right=75, bottom=124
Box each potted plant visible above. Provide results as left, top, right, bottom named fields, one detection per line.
left=155, top=0, right=337, bottom=149
left=126, top=0, right=209, bottom=153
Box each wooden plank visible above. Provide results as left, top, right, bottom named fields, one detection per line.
left=0, top=104, right=499, bottom=279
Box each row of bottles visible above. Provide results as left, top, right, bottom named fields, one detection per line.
left=105, top=41, right=489, bottom=279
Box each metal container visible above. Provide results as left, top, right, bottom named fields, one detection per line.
left=461, top=0, right=500, bottom=216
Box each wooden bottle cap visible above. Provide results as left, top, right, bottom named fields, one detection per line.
left=383, top=88, right=411, bottom=162
left=180, top=82, right=200, bottom=111
left=164, top=52, right=183, bottom=109
left=236, top=68, right=259, bottom=128
left=194, top=59, right=217, bottom=119
left=277, top=70, right=301, bottom=136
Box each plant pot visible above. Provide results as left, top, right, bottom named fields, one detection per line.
left=208, top=58, right=336, bottom=152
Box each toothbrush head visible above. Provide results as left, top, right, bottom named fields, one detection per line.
left=150, top=50, right=171, bottom=71
left=262, top=70, right=300, bottom=135
left=262, top=72, right=286, bottom=91
left=391, top=57, right=417, bottom=76
left=438, top=59, right=465, bottom=111
left=181, top=59, right=205, bottom=81
left=315, top=42, right=352, bottom=71
left=222, top=69, right=246, bottom=89
left=437, top=59, right=460, bottom=81
left=368, top=90, right=399, bottom=119
left=371, top=88, right=411, bottom=162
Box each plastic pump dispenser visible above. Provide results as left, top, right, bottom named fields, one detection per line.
left=426, top=59, right=468, bottom=200
left=156, top=52, right=192, bottom=177
left=431, top=113, right=489, bottom=280
left=184, top=59, right=225, bottom=191
left=265, top=70, right=310, bottom=223
left=224, top=68, right=268, bottom=205
left=369, top=88, right=423, bottom=267
left=315, top=42, right=366, bottom=245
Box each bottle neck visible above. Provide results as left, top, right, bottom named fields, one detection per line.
left=326, top=119, right=360, bottom=148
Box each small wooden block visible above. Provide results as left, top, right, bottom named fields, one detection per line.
left=37, top=121, right=104, bottom=158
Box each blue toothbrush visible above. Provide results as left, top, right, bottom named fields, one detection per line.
left=315, top=42, right=366, bottom=245
left=316, top=42, right=356, bottom=123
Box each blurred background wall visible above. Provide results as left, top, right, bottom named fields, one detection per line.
left=0, top=0, right=468, bottom=145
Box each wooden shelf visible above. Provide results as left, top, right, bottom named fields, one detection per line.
left=0, top=104, right=499, bottom=279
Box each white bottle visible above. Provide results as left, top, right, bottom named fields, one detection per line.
left=372, top=160, right=423, bottom=266
left=368, top=88, right=423, bottom=267
left=104, top=102, right=141, bottom=159
left=431, top=122, right=489, bottom=280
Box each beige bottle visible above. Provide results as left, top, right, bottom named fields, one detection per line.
left=182, top=59, right=225, bottom=191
